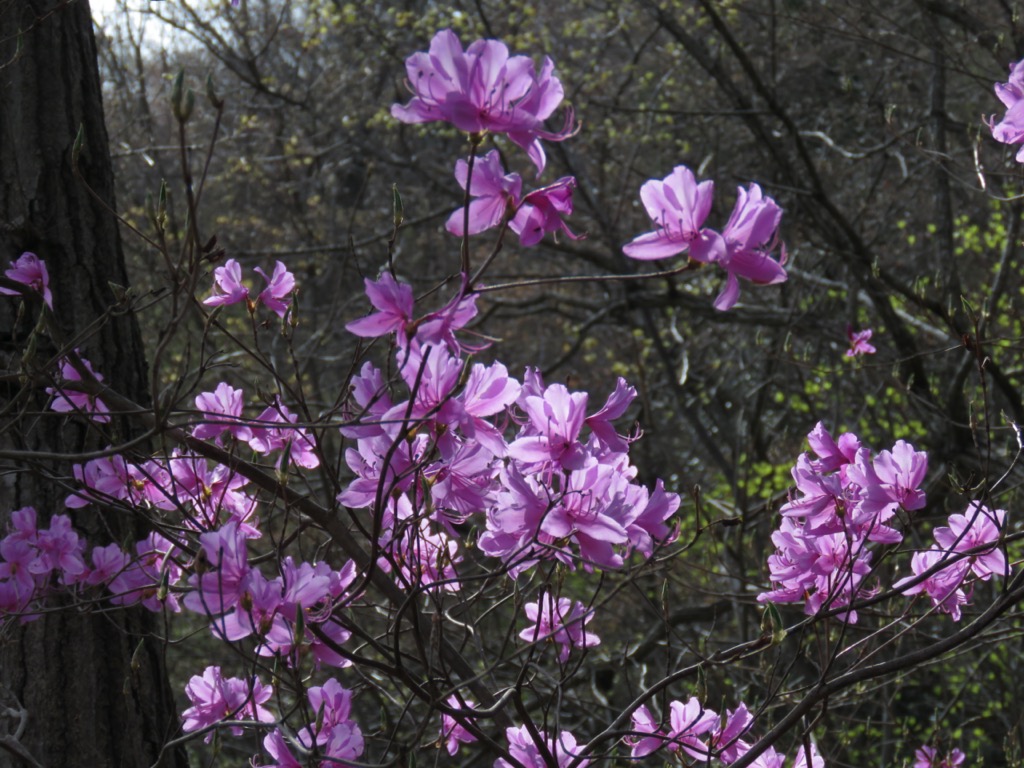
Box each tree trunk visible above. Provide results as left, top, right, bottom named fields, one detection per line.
left=0, top=1, right=186, bottom=766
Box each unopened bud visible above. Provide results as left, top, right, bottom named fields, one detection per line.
left=392, top=184, right=404, bottom=229
left=170, top=70, right=184, bottom=116
left=171, top=70, right=195, bottom=123
left=205, top=72, right=224, bottom=110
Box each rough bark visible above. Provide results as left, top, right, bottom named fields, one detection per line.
left=0, top=1, right=185, bottom=766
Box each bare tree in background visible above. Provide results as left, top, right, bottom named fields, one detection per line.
left=0, top=1, right=186, bottom=765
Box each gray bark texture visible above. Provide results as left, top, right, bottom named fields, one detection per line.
left=0, top=1, right=186, bottom=766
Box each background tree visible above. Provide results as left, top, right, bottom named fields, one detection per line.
left=0, top=0, right=1013, bottom=764
left=0, top=1, right=185, bottom=765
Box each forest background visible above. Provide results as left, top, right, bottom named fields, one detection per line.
left=3, top=0, right=1024, bottom=766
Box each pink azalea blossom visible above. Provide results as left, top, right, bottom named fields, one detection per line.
left=510, top=176, right=582, bottom=246
left=846, top=325, right=876, bottom=357
left=305, top=679, right=359, bottom=748
left=441, top=696, right=478, bottom=755
left=708, top=703, right=753, bottom=763
left=86, top=543, right=130, bottom=586
left=806, top=420, right=860, bottom=473
left=446, top=150, right=523, bottom=236
left=180, top=665, right=274, bottom=741
left=495, top=725, right=589, bottom=768
left=417, top=290, right=481, bottom=353
left=895, top=549, right=971, bottom=621
left=914, top=745, right=966, bottom=768
left=933, top=504, right=1008, bottom=580
left=203, top=258, right=250, bottom=308
left=345, top=272, right=415, bottom=339
left=519, top=593, right=600, bottom=663
left=623, top=165, right=715, bottom=261
left=183, top=522, right=251, bottom=617
left=392, top=29, right=575, bottom=174
left=47, top=354, right=111, bottom=423
left=30, top=515, right=86, bottom=582
left=254, top=261, right=295, bottom=318
left=991, top=59, right=1024, bottom=162
left=262, top=730, right=302, bottom=768
left=626, top=698, right=718, bottom=761
left=627, top=704, right=665, bottom=759
left=106, top=533, right=183, bottom=612
left=705, top=183, right=788, bottom=311
left=0, top=252, right=53, bottom=308
left=760, top=424, right=928, bottom=622
left=508, top=382, right=589, bottom=470
left=248, top=399, right=320, bottom=469
left=792, top=740, right=826, bottom=768
left=193, top=382, right=253, bottom=442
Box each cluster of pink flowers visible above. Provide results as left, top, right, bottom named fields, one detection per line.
left=759, top=422, right=927, bottom=622
left=447, top=149, right=582, bottom=246
left=393, top=31, right=583, bottom=249
left=8, top=31, right=1023, bottom=768
left=0, top=508, right=86, bottom=617
left=204, top=258, right=296, bottom=318
left=896, top=503, right=1009, bottom=621
left=495, top=725, right=589, bottom=768
left=623, top=165, right=788, bottom=310
left=181, top=665, right=274, bottom=741
left=628, top=698, right=824, bottom=767
left=262, top=679, right=365, bottom=767
left=391, top=28, right=575, bottom=175
left=339, top=271, right=680, bottom=592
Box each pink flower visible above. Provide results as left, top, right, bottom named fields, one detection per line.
left=846, top=325, right=876, bottom=357
left=934, top=504, right=1008, bottom=580
left=623, top=165, right=715, bottom=261
left=86, top=543, right=130, bottom=586
left=254, top=261, right=295, bottom=318
left=262, top=730, right=302, bottom=768
left=708, top=703, right=753, bottom=763
left=248, top=399, right=320, bottom=469
left=627, top=705, right=665, bottom=759
left=792, top=741, right=826, bottom=768
left=180, top=666, right=274, bottom=741
left=0, top=252, right=52, bottom=308
left=519, top=593, right=600, bottom=663
left=914, top=745, right=966, bottom=768
left=391, top=29, right=575, bottom=174
left=495, top=725, right=589, bottom=768
left=193, top=382, right=253, bottom=443
left=203, top=258, right=250, bottom=308
left=628, top=698, right=718, bottom=761
left=991, top=59, right=1024, bottom=162
left=441, top=696, right=478, bottom=755
left=305, top=679, right=361, bottom=751
left=446, top=150, right=523, bottom=236
left=30, top=515, right=86, bottom=582
left=508, top=382, right=589, bottom=470
left=345, top=272, right=415, bottom=339
left=47, top=354, right=110, bottom=423
left=510, top=176, right=582, bottom=246
left=709, top=183, right=787, bottom=310
left=183, top=522, right=251, bottom=617
left=895, top=549, right=971, bottom=621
